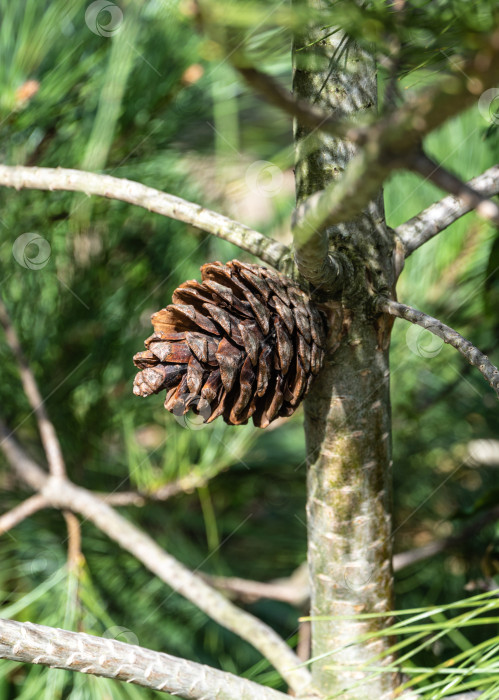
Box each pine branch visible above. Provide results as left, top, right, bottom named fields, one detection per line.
left=0, top=165, right=289, bottom=268
left=0, top=494, right=48, bottom=536
left=397, top=164, right=499, bottom=256
left=410, top=153, right=499, bottom=226
left=0, top=421, right=313, bottom=695
left=380, top=299, right=499, bottom=397
left=0, top=618, right=291, bottom=700
left=0, top=298, right=66, bottom=479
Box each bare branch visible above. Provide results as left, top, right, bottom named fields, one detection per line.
left=98, top=462, right=236, bottom=507
left=380, top=299, right=499, bottom=397
left=0, top=494, right=48, bottom=536
left=0, top=423, right=313, bottom=695
left=63, top=511, right=83, bottom=572
left=397, top=164, right=499, bottom=256
left=0, top=618, right=292, bottom=700
left=205, top=562, right=309, bottom=607
left=410, top=153, right=499, bottom=227
left=0, top=298, right=66, bottom=478
left=0, top=165, right=289, bottom=268
left=98, top=491, right=147, bottom=507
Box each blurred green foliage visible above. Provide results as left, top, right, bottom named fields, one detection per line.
left=0, top=0, right=498, bottom=698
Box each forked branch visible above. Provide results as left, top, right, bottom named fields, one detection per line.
left=0, top=165, right=289, bottom=268
left=380, top=299, right=499, bottom=397
left=0, top=618, right=291, bottom=700
left=0, top=421, right=313, bottom=695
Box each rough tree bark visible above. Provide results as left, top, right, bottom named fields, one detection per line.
left=293, top=9, right=397, bottom=698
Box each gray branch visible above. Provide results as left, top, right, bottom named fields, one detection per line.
left=0, top=298, right=66, bottom=478
left=0, top=165, right=288, bottom=268
left=0, top=421, right=313, bottom=696
left=205, top=562, right=310, bottom=607
left=380, top=299, right=499, bottom=397
left=0, top=618, right=292, bottom=700
left=410, top=153, right=499, bottom=226
left=0, top=494, right=48, bottom=536
left=398, top=164, right=499, bottom=256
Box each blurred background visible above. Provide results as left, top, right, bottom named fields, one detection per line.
left=0, top=0, right=498, bottom=697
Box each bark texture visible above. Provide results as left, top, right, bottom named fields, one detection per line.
left=0, top=618, right=292, bottom=700
left=293, top=8, right=397, bottom=698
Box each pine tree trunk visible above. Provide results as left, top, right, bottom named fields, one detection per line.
left=293, top=10, right=398, bottom=699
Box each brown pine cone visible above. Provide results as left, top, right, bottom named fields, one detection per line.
left=133, top=260, right=326, bottom=428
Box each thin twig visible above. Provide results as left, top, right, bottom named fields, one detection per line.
left=63, top=511, right=83, bottom=572
left=410, top=153, right=499, bottom=227
left=204, top=562, right=309, bottom=606
left=0, top=298, right=66, bottom=479
left=97, top=463, right=236, bottom=507
left=380, top=299, right=499, bottom=397
left=0, top=421, right=313, bottom=695
left=0, top=494, right=48, bottom=536
left=397, top=164, right=499, bottom=256
left=0, top=165, right=288, bottom=268
left=0, top=618, right=292, bottom=700
left=393, top=504, right=499, bottom=572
